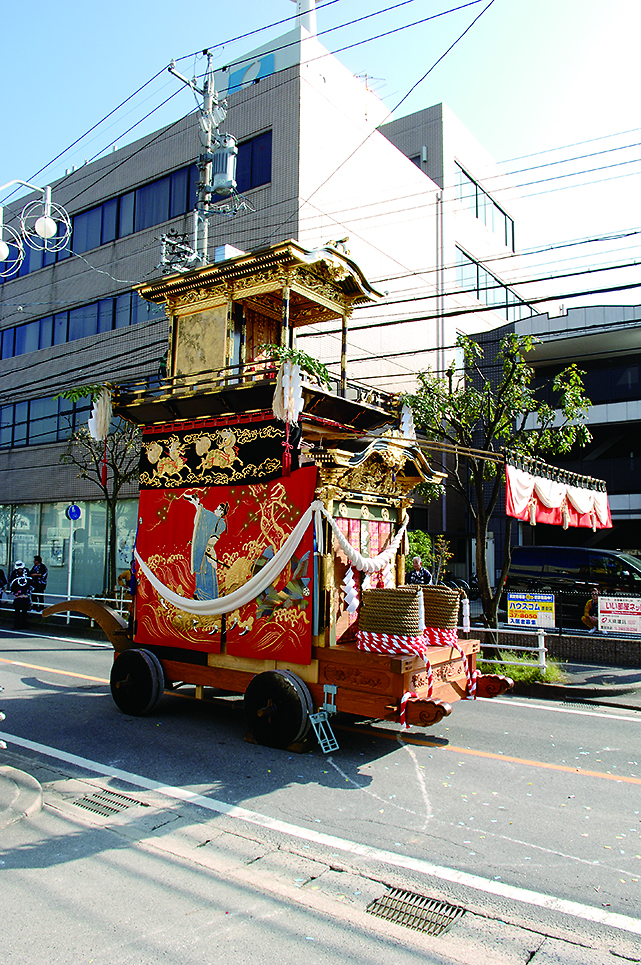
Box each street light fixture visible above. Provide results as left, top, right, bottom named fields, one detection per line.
left=0, top=180, right=71, bottom=277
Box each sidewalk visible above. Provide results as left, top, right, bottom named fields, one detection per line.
left=512, top=660, right=641, bottom=710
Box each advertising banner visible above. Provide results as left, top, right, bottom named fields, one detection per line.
left=507, top=592, right=555, bottom=628
left=598, top=596, right=641, bottom=634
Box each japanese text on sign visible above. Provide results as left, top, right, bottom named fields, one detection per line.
left=507, top=592, right=555, bottom=628
left=598, top=596, right=641, bottom=634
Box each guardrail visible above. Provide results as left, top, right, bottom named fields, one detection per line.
left=461, top=625, right=548, bottom=671
left=0, top=589, right=131, bottom=625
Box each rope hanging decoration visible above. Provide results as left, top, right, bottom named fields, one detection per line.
left=272, top=360, right=304, bottom=477
left=87, top=387, right=113, bottom=486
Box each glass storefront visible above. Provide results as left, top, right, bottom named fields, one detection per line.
left=0, top=498, right=138, bottom=599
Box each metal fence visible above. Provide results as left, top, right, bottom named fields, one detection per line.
left=461, top=625, right=548, bottom=671
left=0, top=589, right=131, bottom=625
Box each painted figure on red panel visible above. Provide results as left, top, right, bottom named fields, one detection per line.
left=184, top=494, right=229, bottom=600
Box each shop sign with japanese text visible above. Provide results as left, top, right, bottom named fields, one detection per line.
left=598, top=596, right=641, bottom=633
left=507, top=592, right=555, bottom=628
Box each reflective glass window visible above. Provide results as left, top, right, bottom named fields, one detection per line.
left=14, top=320, right=40, bottom=356
left=56, top=237, right=71, bottom=261
left=236, top=131, right=272, bottom=193
left=17, top=246, right=32, bottom=277
left=170, top=168, right=189, bottom=218
left=188, top=164, right=199, bottom=208
left=73, top=206, right=103, bottom=253
left=39, top=316, right=53, bottom=349
left=11, top=503, right=40, bottom=568
left=29, top=397, right=59, bottom=444
left=53, top=313, right=68, bottom=345
left=119, top=191, right=135, bottom=237
left=135, top=176, right=170, bottom=232
left=545, top=549, right=590, bottom=578
left=1, top=327, right=15, bottom=360
left=57, top=397, right=73, bottom=439
left=43, top=244, right=57, bottom=268
left=97, top=298, right=114, bottom=333
left=13, top=401, right=28, bottom=447
left=27, top=246, right=44, bottom=273
left=0, top=405, right=13, bottom=448
left=68, top=303, right=99, bottom=341
left=72, top=396, right=93, bottom=431
left=115, top=292, right=132, bottom=328
left=102, top=198, right=118, bottom=244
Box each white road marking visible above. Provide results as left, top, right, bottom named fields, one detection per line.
left=326, top=756, right=420, bottom=819
left=2, top=730, right=641, bottom=938
left=483, top=698, right=641, bottom=723
left=396, top=736, right=433, bottom=831
left=0, top=628, right=110, bottom=648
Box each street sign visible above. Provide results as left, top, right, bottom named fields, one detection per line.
left=598, top=596, right=641, bottom=634
left=65, top=504, right=81, bottom=521
left=507, top=592, right=555, bottom=628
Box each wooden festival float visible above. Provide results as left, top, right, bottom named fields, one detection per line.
left=45, top=240, right=512, bottom=751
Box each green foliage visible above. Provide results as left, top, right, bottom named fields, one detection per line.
left=402, top=332, right=593, bottom=626
left=258, top=343, right=331, bottom=387
left=478, top=652, right=567, bottom=684
left=407, top=530, right=432, bottom=564
left=54, top=384, right=106, bottom=403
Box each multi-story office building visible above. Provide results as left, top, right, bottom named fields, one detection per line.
left=0, top=15, right=528, bottom=597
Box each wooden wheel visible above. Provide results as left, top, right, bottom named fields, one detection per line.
left=244, top=670, right=313, bottom=748
left=110, top=649, right=164, bottom=716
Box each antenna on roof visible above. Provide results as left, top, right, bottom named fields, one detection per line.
left=163, top=50, right=253, bottom=271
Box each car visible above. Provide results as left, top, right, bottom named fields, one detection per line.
left=501, top=545, right=641, bottom=631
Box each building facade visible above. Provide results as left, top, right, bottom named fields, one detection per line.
left=0, top=18, right=528, bottom=596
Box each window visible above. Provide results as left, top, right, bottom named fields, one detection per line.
left=72, top=207, right=103, bottom=253
left=236, top=131, right=272, bottom=193
left=135, top=176, right=170, bottom=232
left=68, top=303, right=99, bottom=341
left=455, top=162, right=515, bottom=251
left=14, top=321, right=40, bottom=356
left=0, top=395, right=96, bottom=449
left=456, top=248, right=532, bottom=321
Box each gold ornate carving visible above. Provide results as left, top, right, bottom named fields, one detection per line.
left=322, top=664, right=391, bottom=691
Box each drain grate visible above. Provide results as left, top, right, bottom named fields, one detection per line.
left=73, top=788, right=145, bottom=817
left=366, top=888, right=465, bottom=936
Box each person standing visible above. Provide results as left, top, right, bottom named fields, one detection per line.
left=29, top=555, right=48, bottom=611
left=407, top=556, right=433, bottom=585
left=9, top=563, right=33, bottom=630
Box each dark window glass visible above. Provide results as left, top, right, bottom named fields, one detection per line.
left=68, top=303, right=99, bottom=341
left=53, top=313, right=68, bottom=345
left=29, top=397, right=59, bottom=444
left=115, top=292, right=132, bottom=328
left=119, top=191, right=135, bottom=237
left=0, top=405, right=13, bottom=447
left=14, top=320, right=40, bottom=356
left=135, top=176, right=170, bottom=232
left=612, top=363, right=640, bottom=400
left=1, top=327, right=15, bottom=360
left=28, top=246, right=44, bottom=273
left=17, top=246, right=31, bottom=278
left=410, top=155, right=421, bottom=167
left=545, top=549, right=590, bottom=578
left=236, top=131, right=272, bottom=193
left=56, top=236, right=71, bottom=261
left=509, top=547, right=546, bottom=576
left=97, top=298, right=114, bottom=333
left=43, top=244, right=57, bottom=268
left=170, top=168, right=189, bottom=218
left=102, top=198, right=118, bottom=244
left=39, top=316, right=53, bottom=349
left=136, top=298, right=165, bottom=326
left=13, top=401, right=28, bottom=447
left=73, top=206, right=103, bottom=253
left=72, top=396, right=92, bottom=431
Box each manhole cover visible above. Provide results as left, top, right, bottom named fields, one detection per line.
left=367, top=888, right=465, bottom=936
left=73, top=788, right=146, bottom=817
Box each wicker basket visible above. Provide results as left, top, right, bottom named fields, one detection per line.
left=421, top=585, right=462, bottom=630
left=359, top=587, right=422, bottom=635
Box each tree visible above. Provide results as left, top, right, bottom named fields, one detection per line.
left=59, top=388, right=141, bottom=594
left=404, top=333, right=592, bottom=627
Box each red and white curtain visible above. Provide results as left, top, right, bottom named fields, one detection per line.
left=505, top=464, right=612, bottom=530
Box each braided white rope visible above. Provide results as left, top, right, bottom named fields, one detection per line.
left=319, top=504, right=409, bottom=573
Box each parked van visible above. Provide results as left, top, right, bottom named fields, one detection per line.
left=502, top=546, right=641, bottom=629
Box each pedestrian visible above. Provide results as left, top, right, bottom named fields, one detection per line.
left=407, top=556, right=433, bottom=585
left=0, top=569, right=6, bottom=598
left=9, top=562, right=33, bottom=630
left=581, top=585, right=599, bottom=633
left=29, top=555, right=48, bottom=611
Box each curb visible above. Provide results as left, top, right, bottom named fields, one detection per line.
left=513, top=680, right=641, bottom=701
left=0, top=766, right=43, bottom=831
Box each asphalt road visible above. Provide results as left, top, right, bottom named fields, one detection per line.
left=1, top=628, right=640, bottom=963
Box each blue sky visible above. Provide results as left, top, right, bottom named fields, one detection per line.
left=2, top=0, right=640, bottom=305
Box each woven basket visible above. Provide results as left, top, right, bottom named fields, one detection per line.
left=359, top=587, right=422, bottom=635
left=421, top=585, right=462, bottom=630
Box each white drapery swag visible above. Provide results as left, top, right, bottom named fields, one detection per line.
left=506, top=464, right=610, bottom=529
left=134, top=499, right=409, bottom=616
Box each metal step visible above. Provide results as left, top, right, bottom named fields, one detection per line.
left=309, top=710, right=339, bottom=753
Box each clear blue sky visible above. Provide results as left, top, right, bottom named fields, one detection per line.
left=2, top=0, right=640, bottom=306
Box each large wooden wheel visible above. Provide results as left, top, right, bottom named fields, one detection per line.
left=110, top=649, right=165, bottom=716
left=244, top=670, right=313, bottom=748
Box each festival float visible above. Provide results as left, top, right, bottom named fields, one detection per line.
left=45, top=240, right=513, bottom=751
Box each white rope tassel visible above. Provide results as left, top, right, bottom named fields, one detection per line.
left=400, top=403, right=416, bottom=440
left=322, top=504, right=409, bottom=574
left=272, top=360, right=303, bottom=424
left=462, top=596, right=470, bottom=633
left=87, top=387, right=112, bottom=441
left=342, top=567, right=359, bottom=613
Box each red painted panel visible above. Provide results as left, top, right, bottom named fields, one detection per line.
left=134, top=466, right=317, bottom=664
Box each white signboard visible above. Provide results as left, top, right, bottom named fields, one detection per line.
left=598, top=596, right=641, bottom=634
left=507, top=592, right=555, bottom=628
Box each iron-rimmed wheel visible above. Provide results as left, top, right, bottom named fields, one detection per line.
left=244, top=669, right=313, bottom=748
left=110, top=648, right=164, bottom=716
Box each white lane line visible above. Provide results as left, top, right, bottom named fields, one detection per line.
left=0, top=628, right=109, bottom=648
left=2, top=730, right=641, bottom=938
left=326, top=756, right=420, bottom=819
left=482, top=698, right=641, bottom=723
